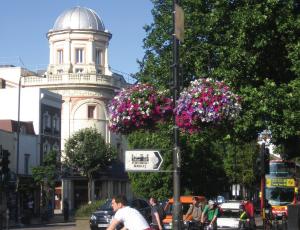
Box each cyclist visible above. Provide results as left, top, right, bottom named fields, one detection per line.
left=107, top=195, right=151, bottom=230
left=243, top=197, right=256, bottom=229
left=239, top=204, right=250, bottom=229
left=184, top=196, right=203, bottom=229
left=201, top=200, right=219, bottom=230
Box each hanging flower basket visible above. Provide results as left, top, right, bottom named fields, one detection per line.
left=108, top=83, right=173, bottom=134
left=175, top=78, right=241, bottom=133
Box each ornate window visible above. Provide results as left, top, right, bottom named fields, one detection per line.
left=88, top=105, right=96, bottom=119
left=75, top=48, right=84, bottom=64
left=95, top=49, right=102, bottom=65
left=53, top=114, right=60, bottom=132
left=24, top=154, right=30, bottom=175
left=57, top=49, right=63, bottom=64
left=43, top=141, right=50, bottom=155
left=53, top=142, right=59, bottom=152
left=43, top=112, right=51, bottom=132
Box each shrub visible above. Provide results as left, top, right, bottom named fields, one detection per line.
left=75, top=200, right=105, bottom=218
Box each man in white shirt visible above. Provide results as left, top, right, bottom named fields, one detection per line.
left=106, top=195, right=151, bottom=230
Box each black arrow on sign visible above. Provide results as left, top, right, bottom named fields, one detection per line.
left=153, top=151, right=162, bottom=169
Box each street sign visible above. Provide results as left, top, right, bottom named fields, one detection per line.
left=125, top=150, right=163, bottom=172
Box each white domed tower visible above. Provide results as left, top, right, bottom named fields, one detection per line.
left=44, top=6, right=127, bottom=152
left=23, top=6, right=130, bottom=209
left=47, top=6, right=111, bottom=76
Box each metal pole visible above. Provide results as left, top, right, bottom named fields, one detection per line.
left=172, top=0, right=182, bottom=229
left=15, top=76, right=22, bottom=224
left=260, top=143, right=266, bottom=230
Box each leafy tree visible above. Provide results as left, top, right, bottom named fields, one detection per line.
left=222, top=140, right=258, bottom=189
left=32, top=150, right=60, bottom=210
left=64, top=127, right=117, bottom=202
left=137, top=0, right=300, bottom=159
left=127, top=0, right=300, bottom=197
left=127, top=124, right=173, bottom=200
left=127, top=124, right=228, bottom=199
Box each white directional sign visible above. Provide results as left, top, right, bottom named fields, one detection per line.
left=125, top=150, right=163, bottom=172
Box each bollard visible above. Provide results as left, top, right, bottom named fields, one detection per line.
left=288, top=204, right=300, bottom=230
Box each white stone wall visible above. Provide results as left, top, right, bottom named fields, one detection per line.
left=0, top=128, right=39, bottom=175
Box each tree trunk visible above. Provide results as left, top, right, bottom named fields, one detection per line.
left=87, top=175, right=94, bottom=203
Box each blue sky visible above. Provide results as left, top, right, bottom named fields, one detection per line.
left=0, top=0, right=153, bottom=81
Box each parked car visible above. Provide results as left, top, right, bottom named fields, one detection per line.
left=217, top=200, right=242, bottom=229
left=162, top=195, right=207, bottom=230
left=90, top=198, right=151, bottom=230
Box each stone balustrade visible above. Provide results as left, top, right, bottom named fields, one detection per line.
left=23, top=73, right=125, bottom=88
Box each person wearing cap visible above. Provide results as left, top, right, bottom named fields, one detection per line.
left=201, top=200, right=219, bottom=229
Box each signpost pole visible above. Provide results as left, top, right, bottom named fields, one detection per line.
left=172, top=0, right=183, bottom=229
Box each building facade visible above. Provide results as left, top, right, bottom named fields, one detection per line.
left=0, top=87, right=62, bottom=219
left=12, top=6, right=131, bottom=210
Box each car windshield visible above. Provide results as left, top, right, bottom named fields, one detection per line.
left=98, top=199, right=113, bottom=210
left=220, top=209, right=240, bottom=218
left=266, top=187, right=295, bottom=205
left=165, top=203, right=191, bottom=215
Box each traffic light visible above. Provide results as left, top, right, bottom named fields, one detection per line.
left=256, top=143, right=270, bottom=176
left=0, top=148, right=10, bottom=175
left=256, top=150, right=264, bottom=176
left=264, top=148, right=270, bottom=174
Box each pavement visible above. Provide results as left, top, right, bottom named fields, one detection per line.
left=8, top=211, right=76, bottom=229
left=255, top=214, right=263, bottom=229
left=6, top=211, right=263, bottom=229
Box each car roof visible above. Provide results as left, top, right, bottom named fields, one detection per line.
left=168, top=196, right=206, bottom=203
left=220, top=201, right=242, bottom=210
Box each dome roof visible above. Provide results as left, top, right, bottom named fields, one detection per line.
left=52, top=6, right=105, bottom=31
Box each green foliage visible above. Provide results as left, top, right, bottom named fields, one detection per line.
left=137, top=0, right=300, bottom=157
left=32, top=150, right=59, bottom=189
left=222, top=141, right=258, bottom=188
left=75, top=200, right=104, bottom=217
left=128, top=0, right=300, bottom=198
left=127, top=123, right=229, bottom=198
left=32, top=150, right=60, bottom=204
left=64, top=127, right=117, bottom=177
left=127, top=124, right=173, bottom=200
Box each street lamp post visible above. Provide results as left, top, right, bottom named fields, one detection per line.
left=257, top=129, right=272, bottom=230
left=15, top=75, right=23, bottom=223
left=172, top=0, right=183, bottom=229
left=15, top=74, right=46, bottom=223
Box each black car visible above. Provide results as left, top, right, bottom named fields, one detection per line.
left=90, top=198, right=151, bottom=230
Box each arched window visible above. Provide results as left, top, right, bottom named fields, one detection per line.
left=43, top=112, right=51, bottom=131
left=57, top=49, right=64, bottom=64
left=95, top=48, right=102, bottom=65
left=76, top=48, right=84, bottom=64
left=43, top=140, right=50, bottom=155
left=52, top=114, right=60, bottom=132
left=53, top=142, right=59, bottom=151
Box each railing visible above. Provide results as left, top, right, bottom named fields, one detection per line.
left=23, top=73, right=125, bottom=88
